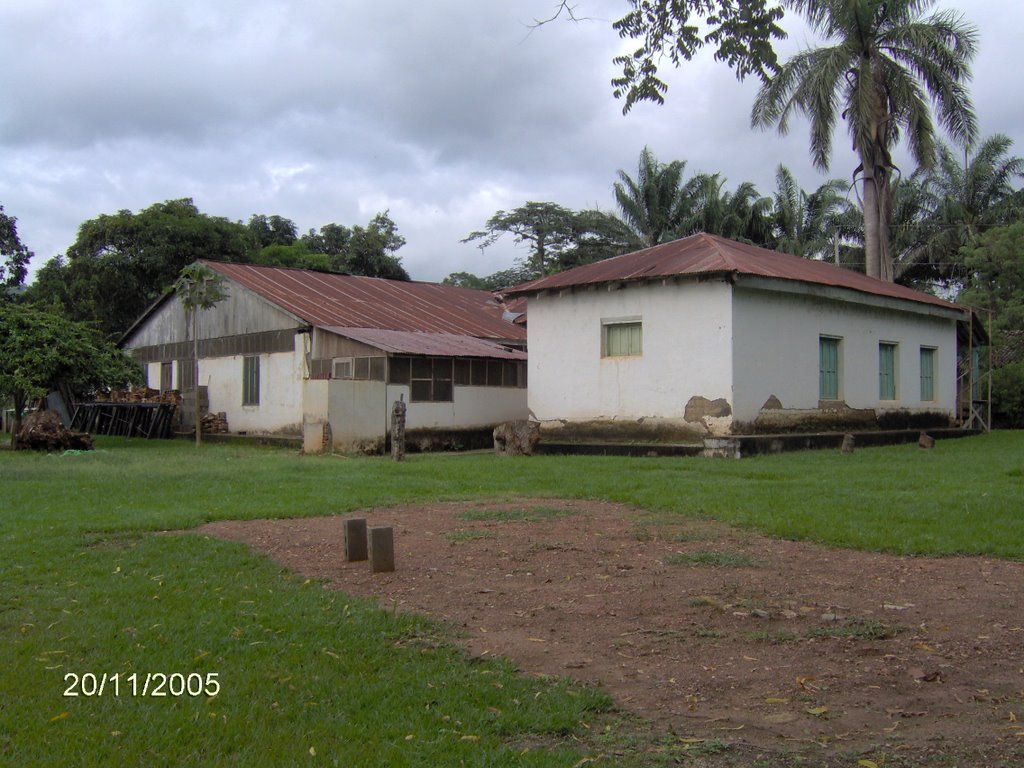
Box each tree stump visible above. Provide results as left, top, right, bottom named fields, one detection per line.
left=840, top=433, right=856, bottom=454
left=391, top=397, right=406, bottom=462
left=493, top=420, right=540, bottom=457
left=918, top=432, right=935, bottom=450
left=15, top=410, right=93, bottom=452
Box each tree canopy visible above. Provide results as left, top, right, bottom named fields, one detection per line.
left=1, top=203, right=34, bottom=296
left=26, top=198, right=255, bottom=339
left=0, top=303, right=142, bottom=439
left=751, top=0, right=978, bottom=281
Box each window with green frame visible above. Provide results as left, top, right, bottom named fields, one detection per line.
left=603, top=321, right=642, bottom=357
left=920, top=347, right=936, bottom=401
left=879, top=342, right=897, bottom=400
left=819, top=336, right=840, bottom=400
left=242, top=355, right=260, bottom=406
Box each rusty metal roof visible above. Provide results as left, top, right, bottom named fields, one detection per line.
left=205, top=262, right=526, bottom=342
left=322, top=327, right=527, bottom=360
left=504, top=233, right=961, bottom=312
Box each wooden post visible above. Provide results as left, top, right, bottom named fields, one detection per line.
left=369, top=527, right=395, bottom=573
left=343, top=518, right=368, bottom=562
left=391, top=395, right=406, bottom=462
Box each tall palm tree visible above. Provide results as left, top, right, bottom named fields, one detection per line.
left=613, top=147, right=701, bottom=247
left=751, top=0, right=978, bottom=282
left=897, top=134, right=1024, bottom=285
left=771, top=165, right=859, bottom=261
left=689, top=174, right=774, bottom=245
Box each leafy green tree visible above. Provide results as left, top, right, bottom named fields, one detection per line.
left=751, top=0, right=978, bottom=282
left=464, top=202, right=631, bottom=278
left=443, top=265, right=538, bottom=292
left=26, top=198, right=255, bottom=339
left=608, top=0, right=786, bottom=112
left=959, top=222, right=1024, bottom=331
left=0, top=303, right=142, bottom=444
left=251, top=243, right=332, bottom=272
left=897, top=134, right=1024, bottom=286
left=300, top=212, right=410, bottom=280
left=1, top=204, right=33, bottom=296
left=173, top=263, right=227, bottom=448
left=247, top=214, right=299, bottom=248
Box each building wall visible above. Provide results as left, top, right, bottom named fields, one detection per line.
left=731, top=285, right=959, bottom=425
left=198, top=340, right=306, bottom=434
left=526, top=280, right=734, bottom=437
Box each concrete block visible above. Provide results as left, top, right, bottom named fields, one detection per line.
left=369, top=526, right=395, bottom=573
left=344, top=518, right=368, bottom=562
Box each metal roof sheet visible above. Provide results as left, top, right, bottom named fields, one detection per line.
left=205, top=261, right=527, bottom=342
left=322, top=327, right=527, bottom=360
left=504, top=233, right=961, bottom=312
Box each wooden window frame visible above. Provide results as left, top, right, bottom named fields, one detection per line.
left=879, top=342, right=898, bottom=401
left=920, top=347, right=936, bottom=402
left=602, top=319, right=643, bottom=358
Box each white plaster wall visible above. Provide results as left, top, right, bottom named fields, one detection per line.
left=731, top=286, right=958, bottom=421
left=526, top=281, right=734, bottom=421
left=328, top=380, right=387, bottom=445
left=197, top=341, right=304, bottom=434
left=385, top=385, right=527, bottom=429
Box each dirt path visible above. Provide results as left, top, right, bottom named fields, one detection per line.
left=195, top=499, right=1024, bottom=765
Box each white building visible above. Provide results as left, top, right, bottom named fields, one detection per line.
left=120, top=262, right=527, bottom=452
left=506, top=233, right=974, bottom=443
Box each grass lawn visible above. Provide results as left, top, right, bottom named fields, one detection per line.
left=2, top=431, right=1021, bottom=766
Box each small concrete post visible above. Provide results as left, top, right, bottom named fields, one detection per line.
left=343, top=518, right=368, bottom=562
left=391, top=395, right=406, bottom=462
left=369, top=526, right=395, bottom=573
left=840, top=433, right=856, bottom=454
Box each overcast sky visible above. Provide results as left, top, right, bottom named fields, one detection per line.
left=2, top=0, right=1021, bottom=284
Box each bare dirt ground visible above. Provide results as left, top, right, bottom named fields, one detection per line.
left=196, top=499, right=1024, bottom=765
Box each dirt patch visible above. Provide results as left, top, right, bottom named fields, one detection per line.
left=195, top=500, right=1024, bottom=765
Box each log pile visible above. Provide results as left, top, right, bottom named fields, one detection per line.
left=15, top=410, right=94, bottom=452
left=201, top=412, right=229, bottom=434
left=95, top=387, right=182, bottom=406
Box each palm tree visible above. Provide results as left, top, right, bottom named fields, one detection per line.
left=770, top=165, right=859, bottom=261
left=173, top=262, right=227, bottom=447
left=689, top=174, right=774, bottom=245
left=897, top=134, right=1024, bottom=285
left=751, top=0, right=977, bottom=282
left=613, top=147, right=702, bottom=247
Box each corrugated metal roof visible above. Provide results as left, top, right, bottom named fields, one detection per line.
left=504, top=233, right=962, bottom=312
left=205, top=261, right=527, bottom=342
left=322, top=327, right=527, bottom=360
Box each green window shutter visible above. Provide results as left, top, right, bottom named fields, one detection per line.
left=243, top=355, right=260, bottom=405
left=920, top=348, right=935, bottom=401
left=819, top=337, right=839, bottom=400
left=879, top=343, right=896, bottom=400
left=604, top=322, right=642, bottom=357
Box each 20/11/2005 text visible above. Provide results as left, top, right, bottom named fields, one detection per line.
left=63, top=672, right=220, bottom=697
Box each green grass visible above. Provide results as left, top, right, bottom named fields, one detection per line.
left=2, top=431, right=1023, bottom=766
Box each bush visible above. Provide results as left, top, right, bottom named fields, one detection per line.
left=992, top=361, right=1024, bottom=428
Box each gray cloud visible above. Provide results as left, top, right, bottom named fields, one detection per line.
left=1, top=0, right=1020, bottom=283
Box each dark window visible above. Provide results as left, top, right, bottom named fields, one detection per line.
left=388, top=356, right=411, bottom=385
left=471, top=360, right=487, bottom=386
left=160, top=362, right=173, bottom=393
left=178, top=359, right=195, bottom=391
left=454, top=359, right=471, bottom=386
left=354, top=356, right=370, bottom=380
left=409, top=357, right=453, bottom=402
left=369, top=357, right=386, bottom=382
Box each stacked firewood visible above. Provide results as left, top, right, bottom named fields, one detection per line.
left=200, top=412, right=229, bottom=434
left=96, top=387, right=182, bottom=405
